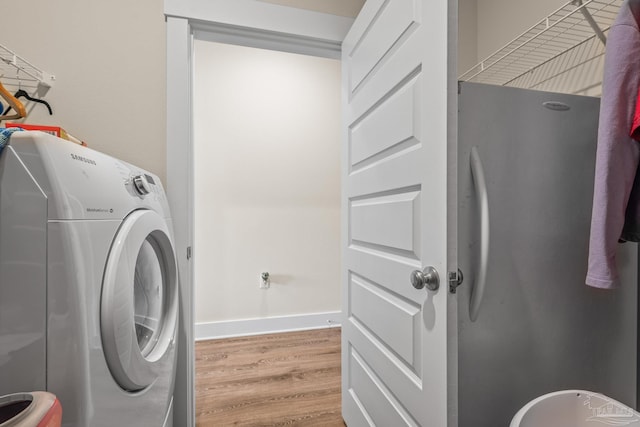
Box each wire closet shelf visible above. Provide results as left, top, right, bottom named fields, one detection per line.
left=459, top=0, right=622, bottom=95
left=0, top=43, right=55, bottom=91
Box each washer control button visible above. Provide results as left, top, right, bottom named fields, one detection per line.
left=132, top=174, right=151, bottom=196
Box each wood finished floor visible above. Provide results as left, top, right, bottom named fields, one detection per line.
left=195, top=328, right=344, bottom=426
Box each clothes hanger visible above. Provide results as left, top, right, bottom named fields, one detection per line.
left=0, top=81, right=26, bottom=121
left=3, top=89, right=53, bottom=116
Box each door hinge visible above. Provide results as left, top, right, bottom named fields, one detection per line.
left=449, top=269, right=464, bottom=294
left=187, top=246, right=192, bottom=260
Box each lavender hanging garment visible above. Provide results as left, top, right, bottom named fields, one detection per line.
left=586, top=0, right=640, bottom=288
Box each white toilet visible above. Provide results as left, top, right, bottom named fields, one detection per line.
left=511, top=390, right=640, bottom=427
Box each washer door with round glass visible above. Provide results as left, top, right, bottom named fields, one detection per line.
left=101, top=209, right=178, bottom=392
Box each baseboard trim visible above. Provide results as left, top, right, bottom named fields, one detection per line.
left=195, top=311, right=342, bottom=341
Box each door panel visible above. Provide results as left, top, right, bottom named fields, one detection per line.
left=349, top=348, right=420, bottom=426
left=350, top=76, right=420, bottom=169
left=342, top=0, right=453, bottom=425
left=348, top=0, right=420, bottom=93
left=349, top=273, right=422, bottom=373
left=350, top=190, right=421, bottom=256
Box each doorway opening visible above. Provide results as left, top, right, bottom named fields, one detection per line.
left=192, top=36, right=345, bottom=426
left=193, top=39, right=342, bottom=339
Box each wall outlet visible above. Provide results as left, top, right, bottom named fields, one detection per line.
left=260, top=272, right=270, bottom=289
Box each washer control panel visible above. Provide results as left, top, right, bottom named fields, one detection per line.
left=8, top=131, right=172, bottom=220
left=124, top=169, right=168, bottom=209
left=132, top=174, right=152, bottom=196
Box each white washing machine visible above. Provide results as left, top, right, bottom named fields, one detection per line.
left=0, top=131, right=178, bottom=426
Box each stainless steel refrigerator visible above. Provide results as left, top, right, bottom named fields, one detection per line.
left=457, top=82, right=638, bottom=426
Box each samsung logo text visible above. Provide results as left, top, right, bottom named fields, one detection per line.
left=70, top=153, right=96, bottom=165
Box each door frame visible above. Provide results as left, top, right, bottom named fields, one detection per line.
left=165, top=2, right=354, bottom=426
left=165, top=1, right=459, bottom=425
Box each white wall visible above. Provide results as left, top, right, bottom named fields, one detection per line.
left=0, top=0, right=167, bottom=184
left=476, top=0, right=566, bottom=59
left=193, top=40, right=341, bottom=326
left=458, top=0, right=479, bottom=75
left=458, top=0, right=566, bottom=67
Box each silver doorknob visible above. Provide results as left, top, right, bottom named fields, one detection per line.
left=410, top=266, right=440, bottom=291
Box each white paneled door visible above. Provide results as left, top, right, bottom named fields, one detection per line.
left=341, top=0, right=454, bottom=425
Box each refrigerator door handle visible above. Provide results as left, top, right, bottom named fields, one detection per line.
left=469, top=146, right=490, bottom=322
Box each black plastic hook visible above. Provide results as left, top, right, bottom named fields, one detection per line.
left=3, top=89, right=53, bottom=115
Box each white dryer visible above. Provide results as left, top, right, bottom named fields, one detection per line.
left=0, top=131, right=178, bottom=426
